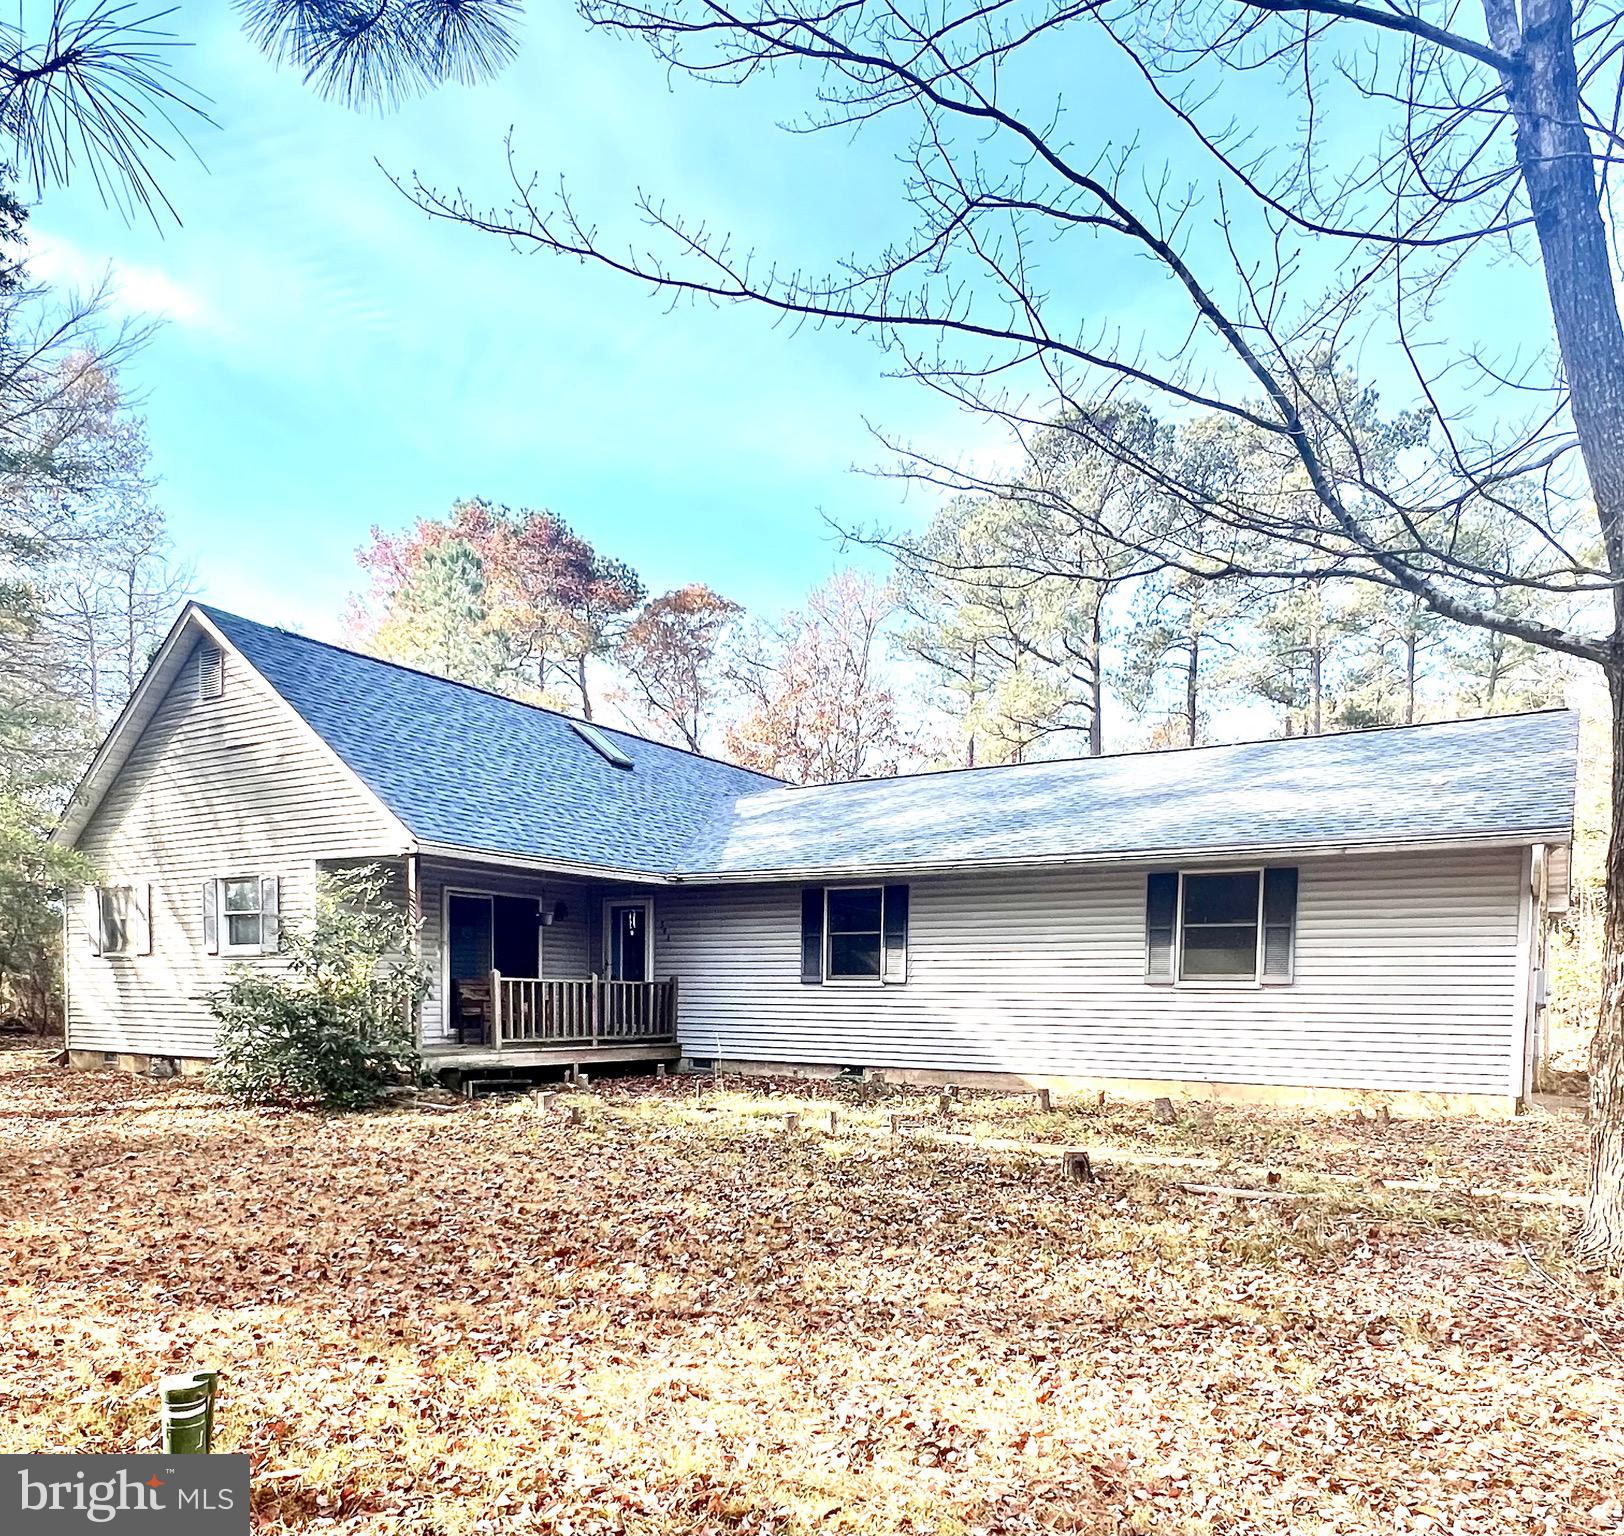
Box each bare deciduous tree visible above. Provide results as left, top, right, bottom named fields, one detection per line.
left=405, top=0, right=1624, bottom=1260
left=727, top=569, right=904, bottom=782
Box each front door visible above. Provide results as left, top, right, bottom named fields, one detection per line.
left=606, top=901, right=650, bottom=982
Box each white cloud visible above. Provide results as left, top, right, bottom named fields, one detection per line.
left=19, top=228, right=218, bottom=330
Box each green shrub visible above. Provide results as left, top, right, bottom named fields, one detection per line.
left=210, top=866, right=428, bottom=1110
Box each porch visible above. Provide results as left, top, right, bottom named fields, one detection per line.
left=399, top=850, right=681, bottom=1071
left=422, top=972, right=680, bottom=1070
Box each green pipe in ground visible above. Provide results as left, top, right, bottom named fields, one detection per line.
left=159, top=1370, right=219, bottom=1453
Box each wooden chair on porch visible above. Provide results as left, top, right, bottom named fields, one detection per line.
left=450, top=979, right=492, bottom=1045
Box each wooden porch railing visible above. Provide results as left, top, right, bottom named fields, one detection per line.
left=485, top=974, right=679, bottom=1050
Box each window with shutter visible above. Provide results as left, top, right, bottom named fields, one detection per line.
left=213, top=875, right=279, bottom=955
left=86, top=884, right=148, bottom=957
left=816, top=885, right=910, bottom=983
left=1143, top=866, right=1299, bottom=986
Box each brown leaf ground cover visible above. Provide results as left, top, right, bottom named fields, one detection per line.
left=1, top=1049, right=1620, bottom=1535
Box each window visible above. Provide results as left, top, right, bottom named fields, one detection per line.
left=204, top=875, right=279, bottom=956
left=802, top=884, right=910, bottom=984
left=85, top=885, right=149, bottom=957
left=570, top=719, right=634, bottom=769
left=1180, top=871, right=1260, bottom=980
left=222, top=878, right=264, bottom=951
left=1144, top=867, right=1298, bottom=986
left=827, top=887, right=883, bottom=979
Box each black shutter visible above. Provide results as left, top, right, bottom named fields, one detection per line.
left=882, top=884, right=909, bottom=984
left=1145, top=872, right=1177, bottom=983
left=1262, top=867, right=1298, bottom=982
left=800, top=886, right=824, bottom=984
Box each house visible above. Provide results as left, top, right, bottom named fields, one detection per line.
left=53, top=603, right=1578, bottom=1113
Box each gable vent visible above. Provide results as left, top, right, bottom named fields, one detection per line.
left=571, top=719, right=634, bottom=769
left=197, top=644, right=224, bottom=701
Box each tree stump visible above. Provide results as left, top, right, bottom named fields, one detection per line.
left=784, top=1112, right=801, bottom=1133
left=1034, top=1087, right=1052, bottom=1113
left=937, top=1092, right=952, bottom=1119
left=1152, top=1097, right=1178, bottom=1125
left=1061, top=1148, right=1094, bottom=1183
left=826, top=1109, right=837, bottom=1135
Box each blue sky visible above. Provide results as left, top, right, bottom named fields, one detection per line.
left=28, top=4, right=1011, bottom=638
left=26, top=2, right=1561, bottom=663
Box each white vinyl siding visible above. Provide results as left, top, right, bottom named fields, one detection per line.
left=64, top=639, right=406, bottom=1059
left=658, top=846, right=1529, bottom=1097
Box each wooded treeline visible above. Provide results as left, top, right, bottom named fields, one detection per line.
left=0, top=188, right=191, bottom=1028
left=353, top=422, right=1575, bottom=786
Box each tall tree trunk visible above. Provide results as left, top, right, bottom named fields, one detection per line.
left=1581, top=670, right=1624, bottom=1260
left=1185, top=632, right=1199, bottom=747
left=1483, top=0, right=1624, bottom=1264
left=1310, top=645, right=1323, bottom=736
left=1088, top=606, right=1104, bottom=755
left=576, top=655, right=593, bottom=720
left=1404, top=629, right=1417, bottom=724
left=967, top=640, right=978, bottom=767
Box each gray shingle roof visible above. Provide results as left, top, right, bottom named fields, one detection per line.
left=203, top=607, right=782, bottom=875
left=210, top=607, right=1577, bottom=880
left=700, top=710, right=1577, bottom=876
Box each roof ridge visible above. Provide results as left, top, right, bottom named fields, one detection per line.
left=196, top=603, right=785, bottom=787
left=750, top=705, right=1577, bottom=796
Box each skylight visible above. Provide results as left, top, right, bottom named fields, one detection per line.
left=571, top=719, right=635, bottom=769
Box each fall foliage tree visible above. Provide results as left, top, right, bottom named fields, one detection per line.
left=617, top=584, right=742, bottom=751
left=351, top=499, right=644, bottom=716
left=727, top=569, right=903, bottom=782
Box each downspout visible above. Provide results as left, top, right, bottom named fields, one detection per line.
left=1524, top=843, right=1550, bottom=1102
left=60, top=897, right=71, bottom=1059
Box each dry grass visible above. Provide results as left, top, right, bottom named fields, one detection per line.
left=2, top=1050, right=1620, bottom=1534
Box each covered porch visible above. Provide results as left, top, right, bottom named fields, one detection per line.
left=404, top=851, right=681, bottom=1071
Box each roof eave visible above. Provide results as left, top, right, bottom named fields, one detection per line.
left=668, top=825, right=1575, bottom=885
left=414, top=839, right=675, bottom=885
